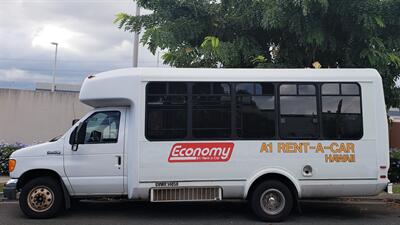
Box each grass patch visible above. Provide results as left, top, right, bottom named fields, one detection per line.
left=393, top=184, right=400, bottom=194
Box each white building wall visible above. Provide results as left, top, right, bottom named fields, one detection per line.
left=0, top=89, right=91, bottom=144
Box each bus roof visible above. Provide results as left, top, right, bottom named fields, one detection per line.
left=91, top=68, right=380, bottom=82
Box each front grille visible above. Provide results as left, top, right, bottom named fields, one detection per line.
left=150, top=187, right=222, bottom=202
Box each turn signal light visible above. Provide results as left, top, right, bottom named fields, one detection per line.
left=8, top=159, right=16, bottom=173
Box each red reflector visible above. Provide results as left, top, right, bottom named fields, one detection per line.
left=380, top=166, right=387, bottom=169
left=380, top=175, right=387, bottom=179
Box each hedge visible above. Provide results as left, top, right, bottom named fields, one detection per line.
left=389, top=149, right=400, bottom=183
left=0, top=143, right=26, bottom=175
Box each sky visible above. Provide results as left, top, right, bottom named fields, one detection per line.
left=0, top=0, right=161, bottom=89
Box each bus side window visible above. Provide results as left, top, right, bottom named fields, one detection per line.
left=236, top=83, right=276, bottom=139
left=82, top=111, right=121, bottom=144
left=192, top=82, right=232, bottom=138
left=321, top=83, right=363, bottom=140
left=146, top=82, right=188, bottom=140
left=279, top=84, right=319, bottom=139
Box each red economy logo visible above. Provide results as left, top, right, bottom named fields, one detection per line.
left=168, top=142, right=234, bottom=163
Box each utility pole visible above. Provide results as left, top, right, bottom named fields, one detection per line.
left=51, top=42, right=58, bottom=92
left=132, top=1, right=140, bottom=67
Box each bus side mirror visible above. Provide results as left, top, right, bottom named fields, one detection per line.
left=72, top=119, right=79, bottom=126
left=71, top=122, right=86, bottom=151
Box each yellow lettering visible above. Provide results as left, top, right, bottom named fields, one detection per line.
left=260, top=143, right=272, bottom=153
left=287, top=143, right=295, bottom=153
left=325, top=154, right=356, bottom=163
left=316, top=143, right=325, bottom=153
left=278, top=143, right=285, bottom=153
left=339, top=143, right=347, bottom=153
left=349, top=154, right=356, bottom=162
left=303, top=143, right=309, bottom=153
left=346, top=143, right=355, bottom=153
left=325, top=154, right=334, bottom=162
left=293, top=143, right=302, bottom=153
left=260, top=143, right=268, bottom=153
left=329, top=142, right=339, bottom=153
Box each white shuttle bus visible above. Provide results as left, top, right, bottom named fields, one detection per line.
left=4, top=68, right=390, bottom=221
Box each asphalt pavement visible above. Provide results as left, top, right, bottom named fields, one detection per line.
left=0, top=199, right=399, bottom=225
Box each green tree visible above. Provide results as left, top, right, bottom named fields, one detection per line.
left=115, top=0, right=400, bottom=108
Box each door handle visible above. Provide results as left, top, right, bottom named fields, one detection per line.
left=47, top=151, right=61, bottom=155
left=115, top=155, right=122, bottom=169
left=117, top=156, right=121, bottom=165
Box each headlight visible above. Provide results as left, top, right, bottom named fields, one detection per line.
left=8, top=159, right=16, bottom=173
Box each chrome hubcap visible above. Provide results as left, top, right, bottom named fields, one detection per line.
left=27, top=186, right=54, bottom=212
left=260, top=188, right=285, bottom=215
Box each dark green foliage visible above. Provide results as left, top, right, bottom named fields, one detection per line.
left=0, top=143, right=26, bottom=175
left=389, top=149, right=400, bottom=183
left=115, top=0, right=400, bottom=108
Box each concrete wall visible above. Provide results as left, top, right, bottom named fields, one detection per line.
left=0, top=89, right=91, bottom=144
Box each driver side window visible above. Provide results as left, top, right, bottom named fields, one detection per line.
left=83, top=111, right=121, bottom=144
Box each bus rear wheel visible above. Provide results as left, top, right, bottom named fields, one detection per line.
left=250, top=180, right=293, bottom=222
left=19, top=177, right=64, bottom=219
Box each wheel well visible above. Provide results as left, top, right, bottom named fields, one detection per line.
left=247, top=173, right=298, bottom=200
left=17, top=169, right=62, bottom=190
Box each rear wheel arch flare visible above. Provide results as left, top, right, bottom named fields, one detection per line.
left=246, top=172, right=300, bottom=200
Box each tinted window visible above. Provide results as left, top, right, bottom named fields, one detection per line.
left=146, top=82, right=187, bottom=140
left=192, top=82, right=231, bottom=138
left=169, top=82, right=187, bottom=94
left=236, top=83, right=253, bottom=95
left=322, top=83, right=339, bottom=95
left=258, top=83, right=274, bottom=95
left=321, top=83, right=362, bottom=139
left=341, top=83, right=360, bottom=95
left=145, top=81, right=363, bottom=141
left=193, top=82, right=211, bottom=94
left=279, top=84, right=318, bottom=139
left=147, top=82, right=166, bottom=94
left=322, top=96, right=361, bottom=114
left=214, top=83, right=231, bottom=94
left=279, top=84, right=296, bottom=95
left=298, top=84, right=315, bottom=95
left=83, top=111, right=120, bottom=144
left=280, top=96, right=317, bottom=115
left=236, top=83, right=276, bottom=139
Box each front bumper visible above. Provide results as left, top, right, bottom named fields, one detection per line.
left=3, top=179, right=18, bottom=200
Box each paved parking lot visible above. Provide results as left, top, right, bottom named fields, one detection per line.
left=0, top=199, right=400, bottom=225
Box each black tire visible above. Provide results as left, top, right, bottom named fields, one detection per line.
left=250, top=180, right=293, bottom=222
left=19, top=177, right=64, bottom=219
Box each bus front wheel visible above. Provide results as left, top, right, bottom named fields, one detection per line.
left=19, top=177, right=64, bottom=219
